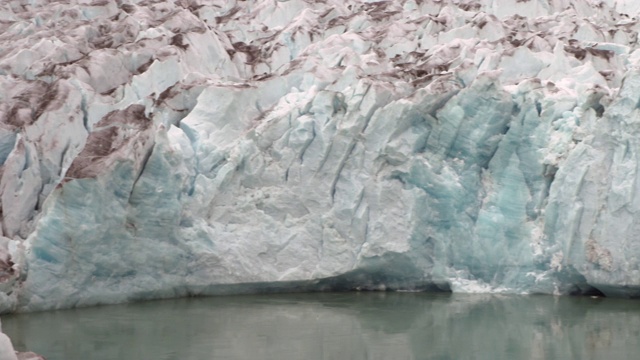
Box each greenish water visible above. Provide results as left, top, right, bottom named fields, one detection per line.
left=2, top=292, right=640, bottom=360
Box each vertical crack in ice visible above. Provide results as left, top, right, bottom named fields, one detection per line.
left=128, top=145, right=155, bottom=202
left=330, top=140, right=357, bottom=203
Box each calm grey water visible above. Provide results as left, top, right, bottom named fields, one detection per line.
left=2, top=292, right=640, bottom=360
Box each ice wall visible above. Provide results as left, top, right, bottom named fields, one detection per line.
left=2, top=0, right=640, bottom=311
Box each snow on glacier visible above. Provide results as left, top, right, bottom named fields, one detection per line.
left=2, top=0, right=640, bottom=311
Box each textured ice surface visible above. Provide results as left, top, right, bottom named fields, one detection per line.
left=2, top=0, right=640, bottom=312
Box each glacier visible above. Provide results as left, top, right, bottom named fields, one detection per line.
left=1, top=0, right=640, bottom=313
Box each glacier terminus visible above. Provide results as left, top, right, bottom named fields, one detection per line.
left=2, top=0, right=640, bottom=313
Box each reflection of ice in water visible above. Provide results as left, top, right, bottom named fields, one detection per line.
left=3, top=293, right=640, bottom=360
left=550, top=318, right=563, bottom=337
left=531, top=330, right=545, bottom=360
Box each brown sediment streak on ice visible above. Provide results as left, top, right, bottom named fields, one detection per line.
left=65, top=105, right=150, bottom=180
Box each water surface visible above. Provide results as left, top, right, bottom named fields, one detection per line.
left=3, top=292, right=640, bottom=359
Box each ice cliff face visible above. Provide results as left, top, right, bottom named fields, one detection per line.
left=2, top=0, right=640, bottom=311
